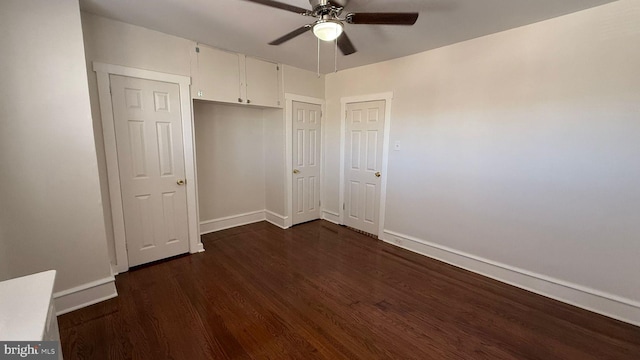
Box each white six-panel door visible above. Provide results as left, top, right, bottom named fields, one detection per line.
left=344, top=100, right=386, bottom=235
left=292, top=101, right=322, bottom=225
left=110, top=75, right=189, bottom=267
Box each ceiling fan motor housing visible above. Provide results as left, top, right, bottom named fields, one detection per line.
left=309, top=0, right=344, bottom=18
left=310, top=0, right=347, bottom=9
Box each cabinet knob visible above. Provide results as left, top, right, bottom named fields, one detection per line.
left=247, top=99, right=251, bottom=104
left=238, top=98, right=243, bottom=103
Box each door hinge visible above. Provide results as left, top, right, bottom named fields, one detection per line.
left=195, top=46, right=200, bottom=53
left=277, top=65, right=280, bottom=71
left=343, top=203, right=345, bottom=210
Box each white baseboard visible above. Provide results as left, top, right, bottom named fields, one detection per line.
left=190, top=242, right=205, bottom=253
left=265, top=210, right=288, bottom=229
left=200, top=210, right=292, bottom=234
left=321, top=210, right=341, bottom=225
left=54, top=276, right=118, bottom=316
left=200, top=210, right=265, bottom=235
left=381, top=229, right=640, bottom=327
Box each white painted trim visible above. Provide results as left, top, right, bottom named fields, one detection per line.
left=200, top=210, right=290, bottom=234
left=95, top=70, right=128, bottom=274
left=54, top=277, right=117, bottom=316
left=180, top=87, right=204, bottom=256
left=284, top=93, right=326, bottom=228
left=94, top=62, right=203, bottom=273
left=187, top=48, right=204, bottom=255
left=321, top=210, right=341, bottom=225
left=265, top=210, right=289, bottom=229
left=200, top=210, right=266, bottom=234
left=109, top=263, right=118, bottom=277
left=339, top=92, right=394, bottom=235
left=93, top=63, right=190, bottom=86
left=381, top=229, right=640, bottom=327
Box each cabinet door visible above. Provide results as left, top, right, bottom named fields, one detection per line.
left=195, top=46, right=242, bottom=104
left=245, top=57, right=281, bottom=108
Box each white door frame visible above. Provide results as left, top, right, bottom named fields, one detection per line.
left=339, top=92, right=393, bottom=237
left=94, top=62, right=203, bottom=274
left=284, top=93, right=325, bottom=228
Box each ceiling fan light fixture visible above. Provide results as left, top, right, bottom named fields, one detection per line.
left=313, top=20, right=343, bottom=41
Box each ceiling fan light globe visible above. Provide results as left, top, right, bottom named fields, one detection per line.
left=313, top=21, right=343, bottom=41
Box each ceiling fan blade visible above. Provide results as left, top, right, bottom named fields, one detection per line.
left=245, top=0, right=309, bottom=15
left=269, top=25, right=312, bottom=45
left=346, top=12, right=419, bottom=25
left=337, top=32, right=357, bottom=56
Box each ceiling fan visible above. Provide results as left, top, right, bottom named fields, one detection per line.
left=245, top=0, right=419, bottom=56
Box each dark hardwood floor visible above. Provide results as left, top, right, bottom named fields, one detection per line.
left=59, top=220, right=640, bottom=359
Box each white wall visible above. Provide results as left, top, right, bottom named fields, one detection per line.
left=264, top=109, right=286, bottom=217
left=283, top=65, right=325, bottom=99
left=194, top=102, right=266, bottom=221
left=81, top=12, right=194, bottom=76
left=0, top=0, right=113, bottom=295
left=324, top=0, right=640, bottom=323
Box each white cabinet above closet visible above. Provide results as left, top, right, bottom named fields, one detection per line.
left=192, top=44, right=282, bottom=108
left=192, top=45, right=242, bottom=104
left=245, top=56, right=281, bottom=108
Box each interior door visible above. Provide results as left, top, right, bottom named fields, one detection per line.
left=292, top=101, right=322, bottom=225
left=110, top=75, right=189, bottom=267
left=344, top=100, right=386, bottom=235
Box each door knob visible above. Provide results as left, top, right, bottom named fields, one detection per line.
left=293, top=169, right=300, bottom=174
left=375, top=172, right=381, bottom=178
left=177, top=179, right=185, bottom=185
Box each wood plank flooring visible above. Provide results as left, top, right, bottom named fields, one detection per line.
left=59, top=220, right=640, bottom=359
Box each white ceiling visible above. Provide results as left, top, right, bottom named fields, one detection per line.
left=80, top=0, right=616, bottom=74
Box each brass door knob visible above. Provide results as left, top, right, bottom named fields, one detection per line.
left=375, top=172, right=381, bottom=178
left=293, top=169, right=300, bottom=174
left=177, top=179, right=185, bottom=185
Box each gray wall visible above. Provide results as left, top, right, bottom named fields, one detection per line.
left=194, top=102, right=266, bottom=220
left=0, top=0, right=112, bottom=291
left=324, top=0, right=640, bottom=304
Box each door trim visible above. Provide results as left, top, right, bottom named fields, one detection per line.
left=284, top=93, right=325, bottom=228
left=339, top=92, right=393, bottom=237
left=94, top=62, right=203, bottom=274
